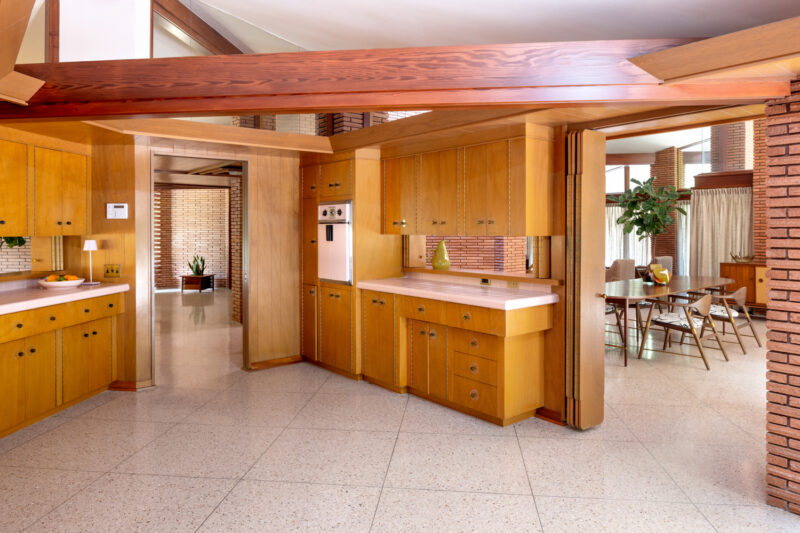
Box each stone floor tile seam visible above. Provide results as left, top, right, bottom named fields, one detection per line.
left=368, top=389, right=409, bottom=533
left=515, top=424, right=546, bottom=532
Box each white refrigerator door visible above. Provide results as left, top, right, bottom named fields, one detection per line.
left=318, top=222, right=352, bottom=283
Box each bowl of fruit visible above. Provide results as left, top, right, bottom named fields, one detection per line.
left=38, top=274, right=84, bottom=290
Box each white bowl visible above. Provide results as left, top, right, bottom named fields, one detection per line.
left=38, top=278, right=85, bottom=290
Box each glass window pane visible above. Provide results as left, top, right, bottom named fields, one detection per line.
left=628, top=165, right=651, bottom=186
left=606, top=166, right=624, bottom=193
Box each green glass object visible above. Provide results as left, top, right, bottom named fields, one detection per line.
left=432, top=240, right=450, bottom=270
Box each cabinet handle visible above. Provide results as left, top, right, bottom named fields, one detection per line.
left=469, top=363, right=478, bottom=373
left=428, top=331, right=437, bottom=338
left=379, top=299, right=386, bottom=305
left=66, top=221, right=72, bottom=225
left=83, top=333, right=89, bottom=338
left=329, top=293, right=335, bottom=297
left=84, top=308, right=90, bottom=313
left=477, top=220, right=484, bottom=225
left=50, top=316, right=56, bottom=321
left=29, top=348, right=36, bottom=353
left=310, top=239, right=316, bottom=244
left=462, top=312, right=472, bottom=321
left=488, top=219, right=495, bottom=225
left=334, top=182, right=340, bottom=187
left=469, top=389, right=479, bottom=400
left=57, top=221, right=62, bottom=225
left=334, top=294, right=340, bottom=299
left=15, top=323, right=23, bottom=328
left=328, top=183, right=334, bottom=188
left=470, top=339, right=478, bottom=347
left=758, top=278, right=764, bottom=283
left=372, top=299, right=378, bottom=304
left=432, top=220, right=438, bottom=225
left=419, top=330, right=427, bottom=336
left=309, top=289, right=315, bottom=295
left=310, top=185, right=316, bottom=190
left=17, top=351, right=24, bottom=357
left=0, top=220, right=4, bottom=225
left=440, top=220, right=446, bottom=225
left=108, top=303, right=114, bottom=308
left=417, top=306, right=425, bottom=312
left=92, top=331, right=97, bottom=335
left=400, top=219, right=407, bottom=227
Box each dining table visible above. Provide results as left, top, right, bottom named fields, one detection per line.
left=604, top=275, right=735, bottom=366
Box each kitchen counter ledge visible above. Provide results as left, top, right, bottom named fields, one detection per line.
left=0, top=282, right=130, bottom=315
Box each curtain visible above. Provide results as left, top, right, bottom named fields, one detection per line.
left=676, top=200, right=690, bottom=276
left=605, top=205, right=651, bottom=267
left=690, top=188, right=753, bottom=276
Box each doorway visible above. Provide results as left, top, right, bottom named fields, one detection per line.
left=150, top=154, right=246, bottom=388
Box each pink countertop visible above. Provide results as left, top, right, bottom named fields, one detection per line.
left=0, top=282, right=130, bottom=315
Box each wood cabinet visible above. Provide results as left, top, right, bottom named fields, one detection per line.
left=419, top=149, right=458, bottom=235
left=63, top=317, right=112, bottom=404
left=320, top=160, right=353, bottom=199
left=719, top=262, right=766, bottom=307
left=408, top=320, right=448, bottom=400
left=464, top=140, right=509, bottom=236
left=0, top=332, right=56, bottom=434
left=755, top=266, right=767, bottom=305
left=319, top=284, right=352, bottom=373
left=302, top=197, right=318, bottom=284
left=0, top=139, right=28, bottom=236
left=301, top=284, right=318, bottom=360
left=383, top=155, right=417, bottom=234
left=33, top=147, right=88, bottom=236
left=362, top=290, right=396, bottom=387
left=302, top=164, right=320, bottom=199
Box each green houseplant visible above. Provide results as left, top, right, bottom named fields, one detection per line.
left=188, top=255, right=206, bottom=275
left=0, top=237, right=26, bottom=249
left=607, top=177, right=687, bottom=261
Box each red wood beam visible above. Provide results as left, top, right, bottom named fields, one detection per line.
left=152, top=0, right=242, bottom=55
left=2, top=39, right=791, bottom=120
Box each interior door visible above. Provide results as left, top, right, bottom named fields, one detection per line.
left=383, top=156, right=416, bottom=234
left=419, top=149, right=458, bottom=235
left=23, top=332, right=56, bottom=420
left=486, top=140, right=510, bottom=236
left=60, top=152, right=87, bottom=235
left=302, top=198, right=318, bottom=284
left=409, top=320, right=429, bottom=392
left=33, top=147, right=63, bottom=236
left=0, top=340, right=25, bottom=432
left=0, top=139, right=28, bottom=236
left=463, top=144, right=487, bottom=235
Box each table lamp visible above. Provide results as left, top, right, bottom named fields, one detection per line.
left=82, top=240, right=100, bottom=286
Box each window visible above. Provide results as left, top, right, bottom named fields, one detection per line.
left=680, top=129, right=711, bottom=188
left=605, top=164, right=653, bottom=266
left=605, top=166, right=624, bottom=193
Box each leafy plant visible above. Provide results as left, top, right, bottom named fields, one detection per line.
left=607, top=177, right=687, bottom=255
left=188, top=255, right=206, bottom=275
left=0, top=237, right=26, bottom=249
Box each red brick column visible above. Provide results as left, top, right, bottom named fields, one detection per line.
left=230, top=178, right=243, bottom=323
left=650, top=147, right=678, bottom=262
left=754, top=118, right=768, bottom=262
left=765, top=77, right=800, bottom=514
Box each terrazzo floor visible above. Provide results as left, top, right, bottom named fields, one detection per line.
left=0, top=291, right=798, bottom=531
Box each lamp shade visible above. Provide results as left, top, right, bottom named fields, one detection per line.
left=82, top=239, right=98, bottom=252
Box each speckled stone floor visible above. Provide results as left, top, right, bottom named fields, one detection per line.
left=0, top=292, right=798, bottom=531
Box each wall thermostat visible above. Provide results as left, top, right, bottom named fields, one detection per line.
left=106, top=203, right=128, bottom=219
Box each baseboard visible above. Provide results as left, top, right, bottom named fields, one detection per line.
left=534, top=407, right=565, bottom=426
left=248, top=355, right=304, bottom=371
left=305, top=358, right=362, bottom=380
left=110, top=379, right=152, bottom=391
left=363, top=375, right=407, bottom=394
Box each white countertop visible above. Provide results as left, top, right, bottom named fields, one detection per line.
left=0, top=283, right=130, bottom=315
left=357, top=277, right=558, bottom=310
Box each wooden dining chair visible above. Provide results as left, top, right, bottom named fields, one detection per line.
left=606, top=303, right=625, bottom=341
left=637, top=294, right=728, bottom=370
left=708, top=287, right=762, bottom=353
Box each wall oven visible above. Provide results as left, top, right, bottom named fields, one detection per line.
left=317, top=201, right=353, bottom=284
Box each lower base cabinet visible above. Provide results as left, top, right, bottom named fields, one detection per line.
left=0, top=331, right=56, bottom=433
left=319, top=284, right=352, bottom=373
left=409, top=320, right=448, bottom=400
left=63, top=318, right=112, bottom=404
left=363, top=291, right=396, bottom=386
left=301, top=284, right=318, bottom=360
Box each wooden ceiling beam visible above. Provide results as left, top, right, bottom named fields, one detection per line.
left=153, top=0, right=242, bottom=55
left=605, top=153, right=655, bottom=165
left=599, top=104, right=765, bottom=139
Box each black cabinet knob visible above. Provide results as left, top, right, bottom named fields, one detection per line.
left=0, top=220, right=5, bottom=225
left=50, top=316, right=56, bottom=321
left=92, top=331, right=97, bottom=335
left=84, top=309, right=90, bottom=313
left=66, top=221, right=71, bottom=225
left=83, top=333, right=89, bottom=338
left=57, top=221, right=63, bottom=225
left=108, top=303, right=113, bottom=308
left=17, top=351, right=23, bottom=357
left=16, top=323, right=22, bottom=328
left=29, top=348, right=36, bottom=353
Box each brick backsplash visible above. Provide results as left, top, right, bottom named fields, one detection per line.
left=424, top=235, right=527, bottom=272
left=764, top=77, right=800, bottom=515
left=0, top=238, right=31, bottom=274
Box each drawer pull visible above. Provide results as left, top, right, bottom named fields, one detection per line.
left=0, top=220, right=4, bottom=225
left=469, top=389, right=479, bottom=400
left=379, top=299, right=385, bottom=305
left=470, top=339, right=478, bottom=347
left=328, top=183, right=334, bottom=188
left=108, top=303, right=114, bottom=308
left=310, top=185, right=316, bottom=190
left=66, top=221, right=71, bottom=225
left=469, top=363, right=478, bottom=373
left=29, top=348, right=36, bottom=353
left=462, top=312, right=472, bottom=321
left=487, top=219, right=495, bottom=225
left=477, top=220, right=484, bottom=225
left=15, top=323, right=23, bottom=328
left=334, top=294, right=340, bottom=299
left=329, top=293, right=335, bottom=297
left=92, top=331, right=97, bottom=335
left=50, top=316, right=56, bottom=321
left=428, top=331, right=437, bottom=338
left=400, top=219, right=407, bottom=227
left=83, top=333, right=89, bottom=338
left=310, top=239, right=316, bottom=244
left=57, top=221, right=62, bottom=225
left=17, top=351, right=23, bottom=357
left=432, top=220, right=438, bottom=225
left=309, top=289, right=315, bottom=295
left=419, top=329, right=427, bottom=336
left=440, top=220, right=446, bottom=225
left=372, top=299, right=378, bottom=304
left=334, top=182, right=340, bottom=187
left=84, top=308, right=90, bottom=313
left=392, top=221, right=399, bottom=226
left=417, top=306, right=425, bottom=312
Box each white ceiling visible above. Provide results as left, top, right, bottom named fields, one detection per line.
left=606, top=127, right=712, bottom=154
left=179, top=0, right=800, bottom=53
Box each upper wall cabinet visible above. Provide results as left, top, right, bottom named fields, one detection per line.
left=302, top=164, right=320, bottom=199
left=0, top=139, right=28, bottom=237
left=33, top=147, right=88, bottom=236
left=320, top=160, right=353, bottom=200
left=381, top=127, right=555, bottom=237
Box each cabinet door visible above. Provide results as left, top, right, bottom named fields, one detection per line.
left=0, top=139, right=28, bottom=236
left=60, top=152, right=88, bottom=235
left=302, top=198, right=318, bottom=284
left=409, top=320, right=429, bottom=392
left=87, top=318, right=112, bottom=392
left=62, top=322, right=91, bottom=403
left=485, top=140, right=509, bottom=236
left=302, top=284, right=318, bottom=360
left=363, top=291, right=395, bottom=385
left=755, top=266, right=767, bottom=305
left=419, top=149, right=458, bottom=235
left=383, top=156, right=416, bottom=234
left=320, top=286, right=351, bottom=372
left=23, top=332, right=56, bottom=420
left=464, top=144, right=487, bottom=235
left=427, top=323, right=448, bottom=400
left=302, top=164, right=320, bottom=199
left=0, top=340, right=25, bottom=432
left=320, top=160, right=352, bottom=199
left=33, top=147, right=63, bottom=236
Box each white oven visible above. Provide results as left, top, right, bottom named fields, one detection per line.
left=317, top=201, right=353, bottom=284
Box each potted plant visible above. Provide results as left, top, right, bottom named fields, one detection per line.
left=607, top=177, right=686, bottom=269
left=188, top=255, right=205, bottom=275
left=0, top=237, right=26, bottom=250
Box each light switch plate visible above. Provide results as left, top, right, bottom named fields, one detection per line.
left=106, top=203, right=128, bottom=219
left=104, top=264, right=121, bottom=278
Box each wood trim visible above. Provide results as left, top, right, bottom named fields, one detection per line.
left=86, top=118, right=333, bottom=153
left=152, top=0, right=242, bottom=55
left=606, top=153, right=655, bottom=165
left=693, top=170, right=753, bottom=189
left=0, top=71, right=45, bottom=105
left=629, top=17, right=800, bottom=83
left=45, top=0, right=58, bottom=63
left=534, top=406, right=565, bottom=425
left=305, top=357, right=364, bottom=380
left=248, top=354, right=303, bottom=371
left=0, top=0, right=35, bottom=74
left=401, top=267, right=562, bottom=286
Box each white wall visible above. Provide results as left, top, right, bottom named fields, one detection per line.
left=60, top=0, right=151, bottom=62
left=16, top=0, right=45, bottom=64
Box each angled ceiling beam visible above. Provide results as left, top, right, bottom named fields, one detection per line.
left=629, top=16, right=800, bottom=84
left=0, top=0, right=45, bottom=105
left=153, top=0, right=242, bottom=55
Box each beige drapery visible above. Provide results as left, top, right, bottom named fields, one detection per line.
left=690, top=187, right=753, bottom=277
left=605, top=205, right=650, bottom=267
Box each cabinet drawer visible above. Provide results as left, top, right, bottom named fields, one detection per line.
left=453, top=352, right=497, bottom=386
left=398, top=296, right=445, bottom=323
left=452, top=375, right=498, bottom=417
left=0, top=310, right=36, bottom=344
left=33, top=305, right=69, bottom=333
left=64, top=294, right=123, bottom=325
left=445, top=303, right=505, bottom=336
left=451, top=329, right=501, bottom=360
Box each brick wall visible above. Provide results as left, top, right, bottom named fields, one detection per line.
left=650, top=147, right=679, bottom=264
left=0, top=238, right=31, bottom=273
left=424, top=236, right=527, bottom=272
left=229, top=178, right=243, bottom=323
left=316, top=112, right=389, bottom=136
left=754, top=118, right=768, bottom=262
left=232, top=115, right=276, bottom=130
left=764, top=77, right=800, bottom=514
left=711, top=121, right=751, bottom=171
left=153, top=184, right=230, bottom=290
